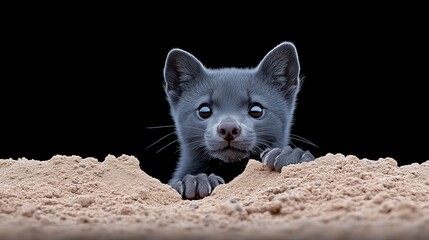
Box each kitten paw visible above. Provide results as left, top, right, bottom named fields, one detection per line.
left=169, top=173, right=225, bottom=200
left=261, top=146, right=315, bottom=172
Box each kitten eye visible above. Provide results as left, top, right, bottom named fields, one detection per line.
left=198, top=104, right=212, bottom=119
left=249, top=103, right=264, bottom=118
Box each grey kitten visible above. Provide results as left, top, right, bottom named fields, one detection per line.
left=163, top=42, right=314, bottom=199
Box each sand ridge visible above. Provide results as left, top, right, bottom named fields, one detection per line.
left=1, top=153, right=429, bottom=239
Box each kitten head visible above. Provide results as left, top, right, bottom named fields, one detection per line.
left=163, top=42, right=301, bottom=163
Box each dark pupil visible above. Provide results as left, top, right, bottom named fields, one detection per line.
left=249, top=105, right=263, bottom=118
left=199, top=106, right=212, bottom=119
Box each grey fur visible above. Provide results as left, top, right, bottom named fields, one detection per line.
left=163, top=42, right=314, bottom=199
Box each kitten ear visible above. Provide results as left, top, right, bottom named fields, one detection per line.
left=163, top=49, right=205, bottom=104
left=257, top=42, right=301, bottom=96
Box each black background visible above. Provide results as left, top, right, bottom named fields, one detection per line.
left=2, top=7, right=428, bottom=184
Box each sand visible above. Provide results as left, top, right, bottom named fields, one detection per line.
left=1, top=154, right=429, bottom=240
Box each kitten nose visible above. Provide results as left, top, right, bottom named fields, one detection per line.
left=217, top=120, right=241, bottom=141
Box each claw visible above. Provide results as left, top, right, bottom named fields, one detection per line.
left=261, top=147, right=282, bottom=169
left=169, top=173, right=225, bottom=200
left=260, top=148, right=272, bottom=159
left=261, top=146, right=315, bottom=172
left=301, top=150, right=315, bottom=162
left=170, top=179, right=184, bottom=196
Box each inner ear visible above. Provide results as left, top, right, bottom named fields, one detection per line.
left=257, top=42, right=301, bottom=89
left=163, top=49, right=205, bottom=104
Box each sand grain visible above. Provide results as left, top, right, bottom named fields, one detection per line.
left=1, top=154, right=428, bottom=239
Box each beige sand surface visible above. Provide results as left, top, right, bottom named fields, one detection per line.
left=1, top=153, right=429, bottom=240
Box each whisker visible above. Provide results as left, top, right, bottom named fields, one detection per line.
left=156, top=139, right=179, bottom=154
left=146, top=132, right=176, bottom=149
left=182, top=126, right=205, bottom=132
left=250, top=139, right=272, bottom=157
left=183, top=140, right=211, bottom=161
left=201, top=149, right=212, bottom=161
left=250, top=146, right=264, bottom=156
left=254, top=139, right=271, bottom=147
left=299, top=75, right=306, bottom=86
left=187, top=140, right=206, bottom=152
left=290, top=134, right=319, bottom=148
left=145, top=125, right=175, bottom=129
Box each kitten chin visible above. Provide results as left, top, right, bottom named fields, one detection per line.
left=205, top=136, right=255, bottom=163
left=208, top=146, right=251, bottom=163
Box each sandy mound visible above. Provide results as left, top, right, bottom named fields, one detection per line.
left=1, top=154, right=428, bottom=240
